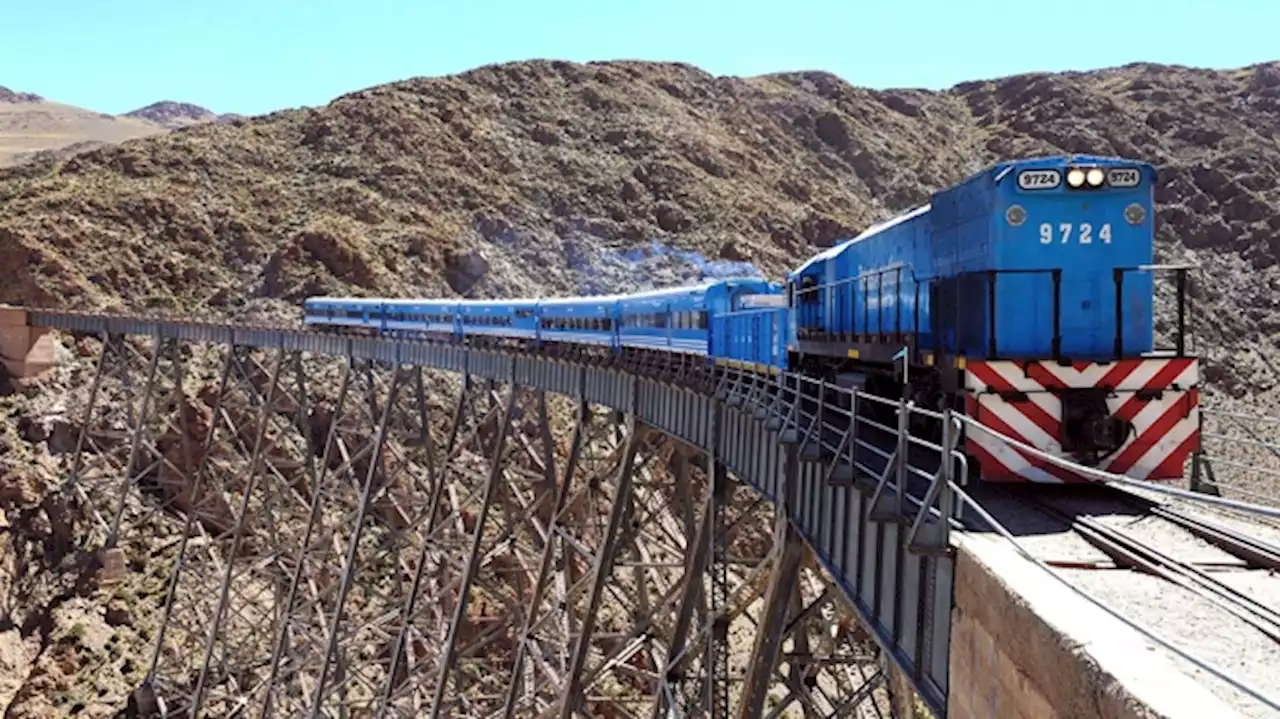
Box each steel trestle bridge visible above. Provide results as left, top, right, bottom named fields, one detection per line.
left=15, top=307, right=1270, bottom=718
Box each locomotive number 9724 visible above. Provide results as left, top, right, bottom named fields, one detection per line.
left=1039, top=222, right=1113, bottom=245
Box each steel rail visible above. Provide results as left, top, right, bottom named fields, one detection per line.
left=953, top=482, right=1280, bottom=714
left=1013, top=490, right=1280, bottom=645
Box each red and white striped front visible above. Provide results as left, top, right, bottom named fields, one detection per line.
left=962, top=358, right=1200, bottom=483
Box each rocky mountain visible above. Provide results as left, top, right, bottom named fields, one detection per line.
left=2, top=59, right=1279, bottom=397
left=0, top=89, right=226, bottom=167
left=0, top=87, right=43, bottom=103
left=1, top=58, right=1280, bottom=716
left=122, top=100, right=238, bottom=129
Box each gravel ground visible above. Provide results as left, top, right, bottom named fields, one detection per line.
left=1088, top=512, right=1250, bottom=566
left=1218, top=572, right=1280, bottom=613
left=1066, top=568, right=1280, bottom=719
left=968, top=485, right=1280, bottom=718
left=964, top=488, right=1113, bottom=566
left=1155, top=492, right=1280, bottom=549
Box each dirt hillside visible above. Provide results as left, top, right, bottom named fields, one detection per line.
left=2, top=60, right=1278, bottom=397
left=0, top=89, right=224, bottom=167
left=1, top=58, right=1279, bottom=716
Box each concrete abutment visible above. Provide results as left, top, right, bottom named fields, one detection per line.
left=0, top=306, right=55, bottom=378
left=947, top=533, right=1244, bottom=719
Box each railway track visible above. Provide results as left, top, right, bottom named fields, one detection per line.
left=1148, top=502, right=1280, bottom=574
left=1006, top=485, right=1280, bottom=646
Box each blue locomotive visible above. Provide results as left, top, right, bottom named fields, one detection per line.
left=787, top=155, right=1198, bottom=482
left=302, top=154, right=1200, bottom=484
left=789, top=155, right=1158, bottom=366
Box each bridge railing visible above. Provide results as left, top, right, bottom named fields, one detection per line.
left=1194, top=407, right=1280, bottom=510
left=705, top=360, right=1280, bottom=546
left=710, top=364, right=968, bottom=552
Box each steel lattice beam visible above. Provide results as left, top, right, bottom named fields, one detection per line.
left=50, top=335, right=912, bottom=719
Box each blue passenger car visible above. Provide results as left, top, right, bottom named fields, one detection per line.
left=617, top=286, right=709, bottom=355
left=381, top=299, right=460, bottom=339
left=456, top=299, right=538, bottom=341
left=536, top=296, right=619, bottom=350
left=616, top=278, right=779, bottom=359
left=302, top=297, right=387, bottom=331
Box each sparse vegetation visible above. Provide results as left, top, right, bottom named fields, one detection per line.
left=1, top=58, right=1279, bottom=716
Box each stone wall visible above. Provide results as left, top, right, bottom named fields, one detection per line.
left=947, top=534, right=1242, bottom=719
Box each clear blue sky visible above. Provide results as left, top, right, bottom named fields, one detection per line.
left=3, top=0, right=1276, bottom=117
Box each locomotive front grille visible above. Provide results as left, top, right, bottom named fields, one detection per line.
left=1059, top=388, right=1132, bottom=464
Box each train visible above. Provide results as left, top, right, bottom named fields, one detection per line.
left=303, top=279, right=789, bottom=368
left=303, top=154, right=1201, bottom=484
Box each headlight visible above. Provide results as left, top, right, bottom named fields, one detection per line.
left=1005, top=204, right=1027, bottom=226
left=1124, top=203, right=1147, bottom=225
left=1066, top=168, right=1085, bottom=188
left=1086, top=168, right=1105, bottom=187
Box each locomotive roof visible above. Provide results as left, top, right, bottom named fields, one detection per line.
left=983, top=154, right=1157, bottom=177
left=788, top=204, right=931, bottom=277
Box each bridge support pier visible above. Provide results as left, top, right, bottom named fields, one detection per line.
left=50, top=332, right=905, bottom=718
left=0, top=306, right=55, bottom=378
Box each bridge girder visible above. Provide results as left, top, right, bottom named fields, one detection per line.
left=58, top=333, right=903, bottom=718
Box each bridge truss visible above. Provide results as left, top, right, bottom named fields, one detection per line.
left=36, top=312, right=958, bottom=719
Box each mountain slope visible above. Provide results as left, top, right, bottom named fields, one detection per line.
left=2, top=59, right=1278, bottom=400
left=2, top=58, right=1280, bottom=718
left=0, top=88, right=164, bottom=166
left=123, top=100, right=240, bottom=129
left=0, top=88, right=224, bottom=166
